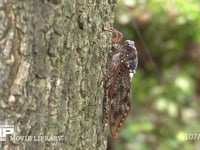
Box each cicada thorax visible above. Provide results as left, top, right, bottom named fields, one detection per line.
left=111, top=42, right=138, bottom=74
left=122, top=40, right=138, bottom=74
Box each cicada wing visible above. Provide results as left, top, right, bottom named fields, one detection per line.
left=108, top=62, right=131, bottom=138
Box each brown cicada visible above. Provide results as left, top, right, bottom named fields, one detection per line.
left=102, top=28, right=138, bottom=138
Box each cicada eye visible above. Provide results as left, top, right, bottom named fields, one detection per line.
left=124, top=40, right=135, bottom=49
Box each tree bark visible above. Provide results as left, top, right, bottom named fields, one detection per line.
left=0, top=0, right=116, bottom=149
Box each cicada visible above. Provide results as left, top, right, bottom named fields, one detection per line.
left=102, top=28, right=138, bottom=138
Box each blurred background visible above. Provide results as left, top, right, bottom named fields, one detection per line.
left=108, top=0, right=200, bottom=149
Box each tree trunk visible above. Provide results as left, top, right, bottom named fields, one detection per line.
left=0, top=0, right=116, bottom=149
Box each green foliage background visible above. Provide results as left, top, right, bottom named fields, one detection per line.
left=110, top=0, right=200, bottom=149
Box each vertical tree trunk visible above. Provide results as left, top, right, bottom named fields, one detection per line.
left=0, top=0, right=116, bottom=149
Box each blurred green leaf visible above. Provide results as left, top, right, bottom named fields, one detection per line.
left=113, top=0, right=200, bottom=149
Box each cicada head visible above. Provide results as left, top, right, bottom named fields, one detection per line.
left=124, top=40, right=136, bottom=49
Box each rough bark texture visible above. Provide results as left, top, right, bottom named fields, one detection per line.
left=0, top=0, right=116, bottom=149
